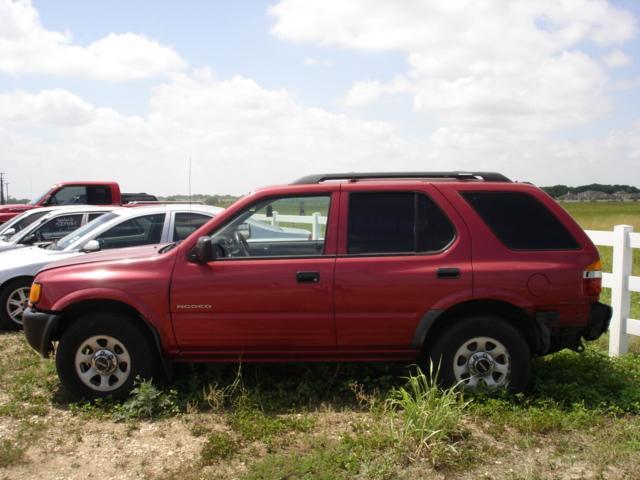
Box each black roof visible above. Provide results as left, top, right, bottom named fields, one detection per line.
left=291, top=171, right=511, bottom=185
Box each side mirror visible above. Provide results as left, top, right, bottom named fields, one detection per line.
left=238, top=222, right=251, bottom=239
left=188, top=236, right=214, bottom=263
left=2, top=228, right=16, bottom=238
left=81, top=239, right=101, bottom=253
left=21, top=234, right=37, bottom=245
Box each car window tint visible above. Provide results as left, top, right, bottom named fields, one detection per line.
left=416, top=194, right=456, bottom=252
left=49, top=186, right=87, bottom=205
left=462, top=191, right=579, bottom=250
left=348, top=192, right=415, bottom=254
left=88, top=212, right=107, bottom=222
left=347, top=192, right=455, bottom=255
left=95, top=213, right=166, bottom=249
left=210, top=195, right=330, bottom=258
left=86, top=186, right=112, bottom=204
left=173, top=213, right=212, bottom=241
left=33, top=214, right=83, bottom=241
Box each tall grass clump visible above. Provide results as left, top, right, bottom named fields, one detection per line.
left=385, top=366, right=469, bottom=461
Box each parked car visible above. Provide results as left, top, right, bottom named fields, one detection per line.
left=0, top=181, right=157, bottom=225
left=0, top=206, right=115, bottom=253
left=0, top=204, right=221, bottom=329
left=0, top=206, right=63, bottom=241
left=23, top=172, right=611, bottom=400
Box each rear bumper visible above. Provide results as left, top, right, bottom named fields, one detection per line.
left=22, top=307, right=60, bottom=358
left=583, top=302, right=612, bottom=341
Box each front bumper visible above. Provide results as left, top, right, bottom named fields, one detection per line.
left=583, top=302, right=612, bottom=341
left=22, top=307, right=60, bottom=357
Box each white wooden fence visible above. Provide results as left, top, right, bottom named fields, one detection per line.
left=586, top=225, right=640, bottom=356
left=253, top=212, right=327, bottom=240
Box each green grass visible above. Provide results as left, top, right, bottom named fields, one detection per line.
left=2, top=202, right=640, bottom=478
left=200, top=431, right=236, bottom=465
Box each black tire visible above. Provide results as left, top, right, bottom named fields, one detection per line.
left=55, top=312, right=155, bottom=400
left=0, top=277, right=33, bottom=330
left=427, top=315, right=531, bottom=392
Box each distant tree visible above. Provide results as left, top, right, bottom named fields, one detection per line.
left=542, top=183, right=639, bottom=198
left=541, top=185, right=570, bottom=198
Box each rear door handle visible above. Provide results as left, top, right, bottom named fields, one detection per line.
left=437, top=268, right=460, bottom=279
left=296, top=271, right=320, bottom=283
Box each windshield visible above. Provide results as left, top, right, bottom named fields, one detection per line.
left=28, top=188, right=50, bottom=205
left=0, top=210, right=48, bottom=240
left=52, top=212, right=118, bottom=251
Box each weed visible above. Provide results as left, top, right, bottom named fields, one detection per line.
left=0, top=439, right=25, bottom=468
left=113, top=379, right=180, bottom=420
left=200, top=431, right=236, bottom=465
left=385, top=367, right=469, bottom=462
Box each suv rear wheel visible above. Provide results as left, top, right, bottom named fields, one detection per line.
left=428, top=315, right=531, bottom=391
left=56, top=313, right=154, bottom=400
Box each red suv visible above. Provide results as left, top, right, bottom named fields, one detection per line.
left=23, top=172, right=611, bottom=399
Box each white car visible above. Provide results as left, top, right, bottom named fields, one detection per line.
left=0, top=204, right=222, bottom=329
left=0, top=206, right=115, bottom=253
left=0, top=206, right=61, bottom=241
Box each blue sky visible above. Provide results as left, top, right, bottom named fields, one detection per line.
left=0, top=0, right=639, bottom=198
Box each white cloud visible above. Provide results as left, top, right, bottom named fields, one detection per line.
left=2, top=76, right=640, bottom=200
left=342, top=76, right=412, bottom=108
left=0, top=89, right=95, bottom=126
left=270, top=0, right=637, bottom=133
left=0, top=76, right=413, bottom=198
left=0, top=0, right=185, bottom=81
left=303, top=57, right=334, bottom=67
left=603, top=49, right=632, bottom=68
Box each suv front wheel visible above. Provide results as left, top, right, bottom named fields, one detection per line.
left=56, top=313, right=155, bottom=400
left=428, top=315, right=531, bottom=391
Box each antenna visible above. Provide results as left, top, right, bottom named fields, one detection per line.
left=188, top=157, right=192, bottom=215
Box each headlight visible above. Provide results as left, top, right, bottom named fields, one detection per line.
left=29, top=282, right=42, bottom=304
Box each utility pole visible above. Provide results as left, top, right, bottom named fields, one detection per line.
left=0, top=172, right=4, bottom=205
left=5, top=183, right=9, bottom=204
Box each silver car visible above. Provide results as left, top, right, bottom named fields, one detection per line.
left=0, top=204, right=222, bottom=329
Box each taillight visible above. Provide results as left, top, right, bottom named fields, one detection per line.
left=583, top=260, right=602, bottom=296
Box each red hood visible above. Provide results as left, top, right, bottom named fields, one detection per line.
left=0, top=204, right=31, bottom=213
left=41, top=244, right=169, bottom=272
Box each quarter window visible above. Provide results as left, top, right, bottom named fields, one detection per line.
left=347, top=192, right=455, bottom=255
left=462, top=191, right=579, bottom=250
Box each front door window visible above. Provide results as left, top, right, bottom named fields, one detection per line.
left=209, top=195, right=330, bottom=258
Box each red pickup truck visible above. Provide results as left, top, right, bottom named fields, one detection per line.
left=23, top=172, right=611, bottom=400
left=0, top=182, right=156, bottom=225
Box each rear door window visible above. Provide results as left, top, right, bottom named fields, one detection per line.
left=347, top=192, right=455, bottom=255
left=462, top=191, right=579, bottom=250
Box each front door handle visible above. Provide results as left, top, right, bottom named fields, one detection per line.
left=296, top=271, right=320, bottom=283
left=437, top=268, right=460, bottom=279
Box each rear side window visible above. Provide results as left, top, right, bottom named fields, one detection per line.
left=347, top=192, right=455, bottom=255
left=34, top=214, right=83, bottom=241
left=86, top=186, right=112, bottom=204
left=173, top=212, right=212, bottom=241
left=96, top=213, right=166, bottom=249
left=462, top=191, right=579, bottom=250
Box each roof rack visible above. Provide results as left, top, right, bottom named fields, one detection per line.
left=291, top=172, right=511, bottom=185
